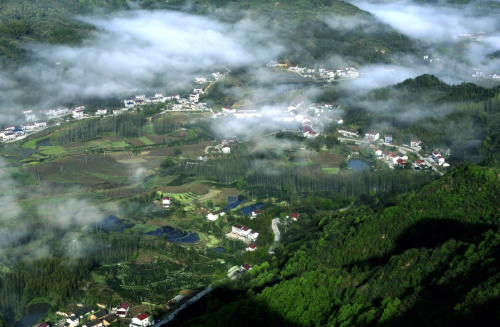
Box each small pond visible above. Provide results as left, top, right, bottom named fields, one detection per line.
left=214, top=247, right=226, bottom=253
left=225, top=196, right=247, bottom=211
left=144, top=226, right=199, bottom=244
left=99, top=215, right=131, bottom=232
left=240, top=204, right=265, bottom=215
left=347, top=159, right=370, bottom=172
left=16, top=303, right=51, bottom=327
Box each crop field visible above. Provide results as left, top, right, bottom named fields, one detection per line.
left=38, top=146, right=68, bottom=156
left=313, top=153, right=346, bottom=167
left=93, top=258, right=219, bottom=304
left=128, top=139, right=146, bottom=146
left=322, top=167, right=340, bottom=174
left=24, top=154, right=136, bottom=185
left=155, top=182, right=209, bottom=195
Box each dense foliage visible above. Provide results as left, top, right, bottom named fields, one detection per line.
left=51, top=113, right=146, bottom=145
left=0, top=0, right=129, bottom=62
left=176, top=163, right=500, bottom=326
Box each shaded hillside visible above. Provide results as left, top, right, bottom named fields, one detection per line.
left=174, top=163, right=500, bottom=326
left=139, top=0, right=420, bottom=65
left=0, top=0, right=129, bottom=63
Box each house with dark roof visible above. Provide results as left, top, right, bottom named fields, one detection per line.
left=103, top=314, right=117, bottom=326
left=91, top=309, right=108, bottom=321
left=83, top=320, right=103, bottom=327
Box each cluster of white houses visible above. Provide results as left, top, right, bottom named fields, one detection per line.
left=231, top=225, right=259, bottom=241
left=0, top=121, right=47, bottom=142
left=267, top=61, right=360, bottom=81
left=54, top=302, right=152, bottom=327
left=195, top=71, right=222, bottom=84
left=124, top=89, right=208, bottom=111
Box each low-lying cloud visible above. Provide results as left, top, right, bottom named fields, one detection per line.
left=0, top=9, right=282, bottom=119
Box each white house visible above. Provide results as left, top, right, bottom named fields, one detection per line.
left=72, top=110, right=84, bottom=119
left=365, top=132, right=379, bottom=141
left=385, top=134, right=393, bottom=143
left=222, top=145, right=230, bottom=154
left=13, top=129, right=25, bottom=136
left=193, top=88, right=204, bottom=94
left=189, top=93, right=199, bottom=102
left=411, top=139, right=422, bottom=149
left=35, top=121, right=47, bottom=128
left=232, top=225, right=242, bottom=234
left=239, top=227, right=251, bottom=238
left=212, top=72, right=222, bottom=79
left=116, top=303, right=130, bottom=318
left=96, top=108, right=107, bottom=116
left=248, top=230, right=259, bottom=241
left=338, top=129, right=359, bottom=138
left=246, top=243, right=257, bottom=252
left=162, top=196, right=171, bottom=208
left=124, top=100, right=135, bottom=108
left=67, top=316, right=80, bottom=327
left=172, top=103, right=183, bottom=110
left=129, top=313, right=152, bottom=327
left=0, top=132, right=16, bottom=141
left=374, top=148, right=382, bottom=157
left=25, top=113, right=36, bottom=121
left=207, top=211, right=225, bottom=221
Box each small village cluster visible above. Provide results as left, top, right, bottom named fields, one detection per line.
left=266, top=60, right=360, bottom=81
left=123, top=90, right=208, bottom=111
left=0, top=120, right=46, bottom=142
left=231, top=225, right=259, bottom=242
left=51, top=302, right=153, bottom=327
left=211, top=100, right=343, bottom=140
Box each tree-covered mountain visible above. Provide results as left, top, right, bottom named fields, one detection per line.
left=0, top=0, right=129, bottom=63
left=173, top=161, right=500, bottom=326
left=139, top=0, right=420, bottom=65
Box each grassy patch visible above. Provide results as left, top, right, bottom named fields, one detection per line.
left=39, top=146, right=67, bottom=156
left=141, top=123, right=154, bottom=135
left=322, top=167, right=340, bottom=174
left=138, top=136, right=155, bottom=145
left=130, top=224, right=158, bottom=234
left=110, top=141, right=130, bottom=148
left=291, top=161, right=316, bottom=166
left=22, top=137, right=43, bottom=149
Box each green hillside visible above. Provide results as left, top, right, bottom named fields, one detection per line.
left=140, top=0, right=419, bottom=65
left=0, top=0, right=129, bottom=62
left=176, top=162, right=500, bottom=326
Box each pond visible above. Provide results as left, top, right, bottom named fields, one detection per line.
left=347, top=159, right=370, bottom=172
left=99, top=215, right=131, bottom=232
left=225, top=196, right=246, bottom=211
left=214, top=247, right=226, bottom=253
left=99, top=217, right=198, bottom=244
left=240, top=204, right=265, bottom=215
left=144, top=226, right=199, bottom=244
left=16, top=303, right=51, bottom=327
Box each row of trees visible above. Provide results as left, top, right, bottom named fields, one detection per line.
left=51, top=114, right=146, bottom=145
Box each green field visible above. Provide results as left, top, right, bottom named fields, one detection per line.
left=322, top=167, right=340, bottom=174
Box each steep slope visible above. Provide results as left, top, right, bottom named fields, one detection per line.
left=139, top=0, right=420, bottom=65
left=176, top=163, right=500, bottom=326
left=0, top=0, right=129, bottom=63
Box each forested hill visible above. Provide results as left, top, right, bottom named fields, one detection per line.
left=139, top=0, right=419, bottom=65
left=175, top=163, right=500, bottom=326
left=0, top=0, right=129, bottom=63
